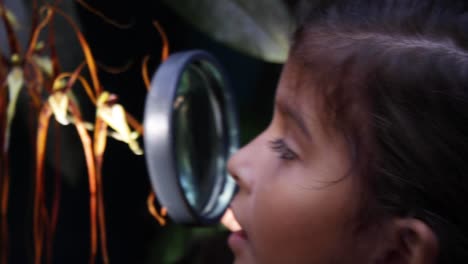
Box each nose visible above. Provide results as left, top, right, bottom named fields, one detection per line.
left=227, top=140, right=255, bottom=193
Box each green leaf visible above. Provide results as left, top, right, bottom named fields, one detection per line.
left=162, top=0, right=294, bottom=63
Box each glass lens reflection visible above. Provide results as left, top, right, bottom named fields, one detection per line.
left=173, top=62, right=224, bottom=212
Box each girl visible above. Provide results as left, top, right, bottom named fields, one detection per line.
left=223, top=0, right=468, bottom=263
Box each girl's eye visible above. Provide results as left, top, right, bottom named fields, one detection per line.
left=269, top=138, right=298, bottom=161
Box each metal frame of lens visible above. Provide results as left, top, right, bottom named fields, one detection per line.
left=143, top=50, right=239, bottom=224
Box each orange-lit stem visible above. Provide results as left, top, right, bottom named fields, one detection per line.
left=125, top=113, right=143, bottom=135
left=46, top=122, right=62, bottom=264
left=97, top=59, right=134, bottom=75
left=63, top=62, right=86, bottom=92
left=64, top=63, right=100, bottom=264
left=55, top=72, right=96, bottom=104
left=0, top=155, right=9, bottom=264
left=147, top=192, right=167, bottom=226
left=142, top=55, right=151, bottom=91
left=25, top=9, right=54, bottom=58
left=48, top=5, right=61, bottom=81
left=24, top=62, right=45, bottom=108
left=35, top=105, right=53, bottom=264
left=68, top=100, right=98, bottom=264
left=49, top=5, right=102, bottom=95
left=27, top=0, right=41, bottom=58
left=26, top=7, right=54, bottom=60
left=93, top=118, right=109, bottom=264
left=152, top=21, right=169, bottom=61
left=0, top=77, right=9, bottom=264
left=0, top=164, right=8, bottom=216
left=0, top=1, right=21, bottom=55
left=142, top=21, right=169, bottom=91
left=76, top=0, right=134, bottom=29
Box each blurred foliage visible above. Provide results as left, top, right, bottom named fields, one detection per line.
left=162, top=0, right=294, bottom=63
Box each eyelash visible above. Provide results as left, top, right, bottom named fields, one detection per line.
left=269, top=138, right=298, bottom=161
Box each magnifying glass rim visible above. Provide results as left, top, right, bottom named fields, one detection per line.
left=143, top=50, right=239, bottom=224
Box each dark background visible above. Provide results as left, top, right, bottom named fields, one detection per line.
left=4, top=1, right=288, bottom=263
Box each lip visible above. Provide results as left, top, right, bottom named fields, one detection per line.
left=228, top=229, right=249, bottom=251
left=226, top=205, right=250, bottom=251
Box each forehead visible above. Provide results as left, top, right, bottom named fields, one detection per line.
left=275, top=57, right=341, bottom=140
left=276, top=59, right=318, bottom=119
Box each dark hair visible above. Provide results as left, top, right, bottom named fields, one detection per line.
left=291, top=0, right=468, bottom=263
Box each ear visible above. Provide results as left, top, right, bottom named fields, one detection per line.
left=374, top=218, right=438, bottom=264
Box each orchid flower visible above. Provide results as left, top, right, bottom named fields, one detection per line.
left=96, top=91, right=143, bottom=155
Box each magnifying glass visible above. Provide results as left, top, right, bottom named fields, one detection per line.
left=143, top=50, right=239, bottom=225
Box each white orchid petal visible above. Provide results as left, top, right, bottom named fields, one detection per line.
left=48, top=93, right=70, bottom=125
left=129, top=141, right=143, bottom=155
left=5, top=67, right=24, bottom=151
left=7, top=67, right=23, bottom=105
left=98, top=104, right=132, bottom=141
left=130, top=131, right=140, bottom=140
left=96, top=101, right=143, bottom=155
left=33, top=55, right=53, bottom=76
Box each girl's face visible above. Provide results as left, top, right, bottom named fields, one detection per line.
left=227, top=60, right=364, bottom=264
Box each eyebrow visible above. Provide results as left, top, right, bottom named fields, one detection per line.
left=276, top=100, right=312, bottom=140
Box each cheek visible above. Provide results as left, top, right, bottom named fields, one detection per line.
left=249, top=167, right=358, bottom=264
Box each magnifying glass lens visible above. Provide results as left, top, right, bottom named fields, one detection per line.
left=173, top=62, right=224, bottom=213
left=144, top=50, right=238, bottom=224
